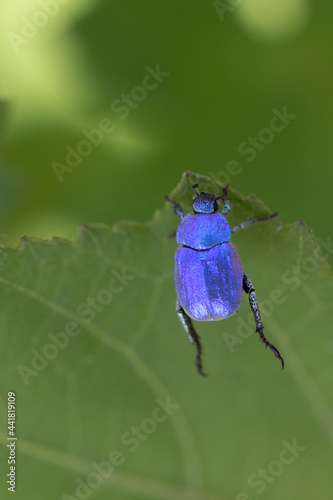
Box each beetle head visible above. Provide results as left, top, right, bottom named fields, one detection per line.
left=192, top=184, right=220, bottom=214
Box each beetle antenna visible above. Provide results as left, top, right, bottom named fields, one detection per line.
left=192, top=184, right=199, bottom=196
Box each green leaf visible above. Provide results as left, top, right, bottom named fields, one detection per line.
left=1, top=171, right=333, bottom=500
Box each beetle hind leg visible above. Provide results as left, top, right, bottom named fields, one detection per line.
left=243, top=273, right=284, bottom=369
left=176, top=300, right=207, bottom=376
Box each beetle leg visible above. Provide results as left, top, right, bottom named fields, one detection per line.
left=176, top=299, right=207, bottom=376
left=231, top=212, right=278, bottom=233
left=243, top=273, right=284, bottom=369
left=220, top=183, right=231, bottom=216
left=164, top=196, right=185, bottom=220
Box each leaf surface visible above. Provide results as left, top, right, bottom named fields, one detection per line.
left=1, top=172, right=333, bottom=500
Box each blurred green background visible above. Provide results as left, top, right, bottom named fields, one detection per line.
left=1, top=1, right=333, bottom=499
left=1, top=0, right=332, bottom=253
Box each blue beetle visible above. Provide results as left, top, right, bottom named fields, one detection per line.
left=165, top=183, right=284, bottom=376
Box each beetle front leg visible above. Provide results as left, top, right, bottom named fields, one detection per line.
left=231, top=212, right=278, bottom=233
left=165, top=196, right=185, bottom=220
left=176, top=299, right=206, bottom=376
left=243, top=273, right=284, bottom=369
left=220, top=183, right=231, bottom=216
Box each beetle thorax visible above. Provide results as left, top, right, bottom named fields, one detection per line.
left=176, top=212, right=231, bottom=250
